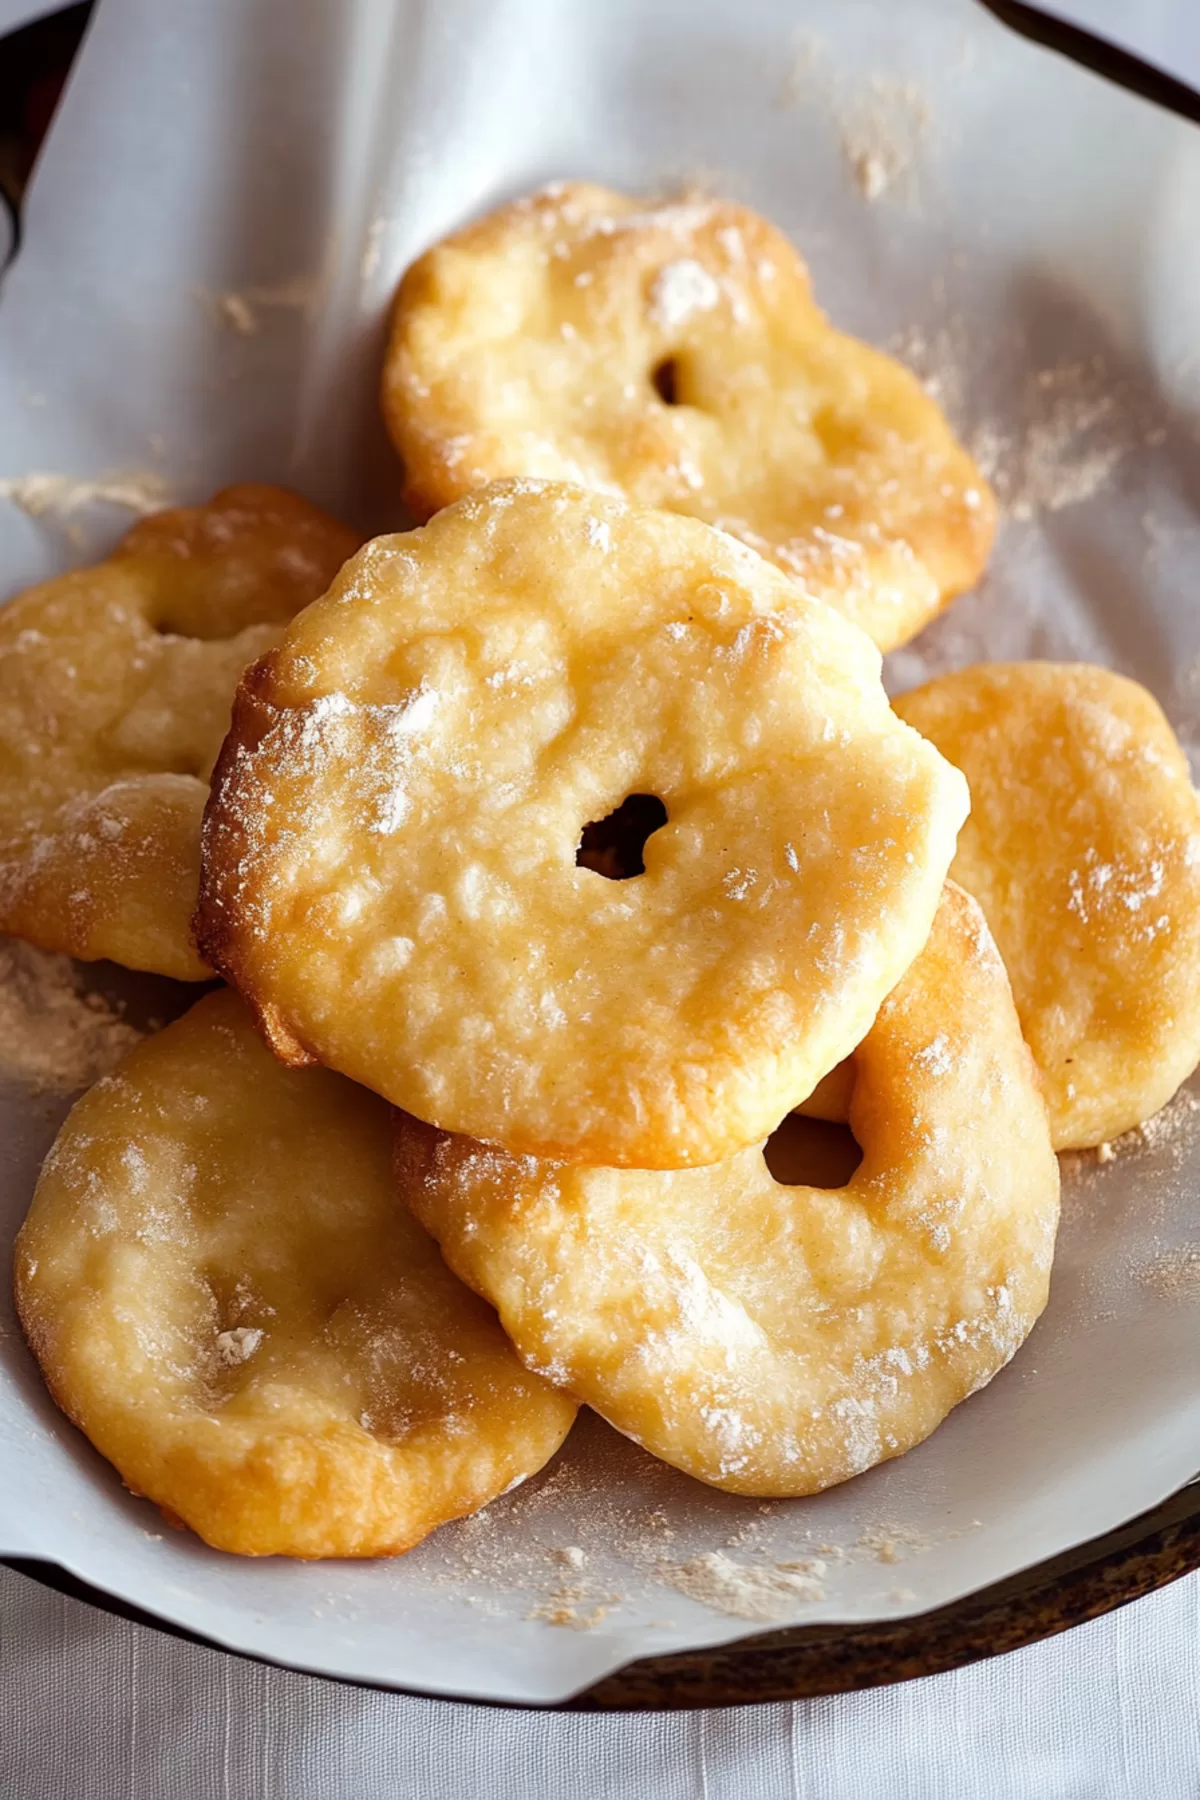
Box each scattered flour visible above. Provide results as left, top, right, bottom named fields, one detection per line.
left=887, top=326, right=1150, bottom=525
left=1131, top=1088, right=1200, bottom=1156
left=969, top=359, right=1139, bottom=520
left=215, top=1326, right=264, bottom=1367
left=0, top=939, right=143, bottom=1092
left=1139, top=1244, right=1200, bottom=1302
left=842, top=78, right=932, bottom=204
left=1061, top=1088, right=1200, bottom=1179
left=663, top=1551, right=824, bottom=1622
left=857, top=1519, right=981, bottom=1564
left=0, top=470, right=173, bottom=519
left=525, top=1597, right=614, bottom=1631
left=206, top=276, right=317, bottom=337
left=414, top=1417, right=979, bottom=1637
left=780, top=41, right=932, bottom=206
left=1057, top=1088, right=1200, bottom=1326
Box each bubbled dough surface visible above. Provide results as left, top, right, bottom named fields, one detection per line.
left=13, top=989, right=576, bottom=1559
left=0, top=486, right=359, bottom=980
left=384, top=183, right=995, bottom=653
left=895, top=663, right=1200, bottom=1150
left=399, top=885, right=1059, bottom=1498
left=197, top=480, right=968, bottom=1170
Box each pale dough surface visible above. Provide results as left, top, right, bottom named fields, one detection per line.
left=398, top=885, right=1059, bottom=1497
left=895, top=663, right=1200, bottom=1149
left=384, top=184, right=995, bottom=652
left=0, top=485, right=359, bottom=979
left=197, top=479, right=968, bottom=1169
left=14, top=989, right=576, bottom=1558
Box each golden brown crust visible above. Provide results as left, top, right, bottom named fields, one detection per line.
left=0, top=485, right=359, bottom=980
left=196, top=479, right=968, bottom=1169
left=193, top=655, right=322, bottom=1067
left=894, top=662, right=1200, bottom=1149
left=384, top=183, right=995, bottom=652
left=797, top=1057, right=857, bottom=1122
left=397, top=885, right=1059, bottom=1498
left=14, top=989, right=576, bottom=1558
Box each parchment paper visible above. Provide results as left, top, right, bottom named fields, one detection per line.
left=0, top=0, right=1197, bottom=1706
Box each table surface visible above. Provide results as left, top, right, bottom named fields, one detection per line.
left=1, top=0, right=1198, bottom=1793
left=1, top=1563, right=1197, bottom=1799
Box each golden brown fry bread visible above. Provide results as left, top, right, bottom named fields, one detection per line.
left=14, top=989, right=576, bottom=1558
left=383, top=183, right=995, bottom=652
left=397, top=886, right=1059, bottom=1497
left=892, top=662, right=1200, bottom=1149
left=196, top=480, right=968, bottom=1169
left=0, top=485, right=359, bottom=979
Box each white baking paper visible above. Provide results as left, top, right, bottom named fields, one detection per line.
left=0, top=0, right=1198, bottom=1707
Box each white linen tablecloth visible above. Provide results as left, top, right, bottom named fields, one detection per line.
left=1, top=1563, right=1197, bottom=1798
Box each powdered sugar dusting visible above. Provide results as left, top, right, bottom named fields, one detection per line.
left=913, top=1032, right=953, bottom=1077
left=648, top=258, right=721, bottom=329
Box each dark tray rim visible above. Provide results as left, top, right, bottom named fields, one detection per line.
left=6, top=1479, right=1198, bottom=1711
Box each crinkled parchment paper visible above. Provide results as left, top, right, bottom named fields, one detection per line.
left=0, top=0, right=1197, bottom=1705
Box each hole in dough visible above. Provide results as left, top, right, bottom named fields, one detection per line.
left=577, top=793, right=668, bottom=881
left=762, top=1113, right=863, bottom=1190
left=651, top=357, right=681, bottom=405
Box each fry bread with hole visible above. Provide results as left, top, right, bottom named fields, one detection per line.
left=196, top=479, right=968, bottom=1169
left=383, top=184, right=994, bottom=652
left=398, top=887, right=1058, bottom=1496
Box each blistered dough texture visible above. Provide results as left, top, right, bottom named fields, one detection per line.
left=894, top=662, right=1200, bottom=1149
left=14, top=989, right=576, bottom=1558
left=0, top=486, right=359, bottom=979
left=383, top=183, right=995, bottom=652
left=197, top=480, right=968, bottom=1169
left=399, top=886, right=1059, bottom=1497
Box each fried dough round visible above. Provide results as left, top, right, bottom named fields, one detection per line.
left=13, top=989, right=576, bottom=1558
left=383, top=184, right=995, bottom=652
left=0, top=485, right=358, bottom=979
left=891, top=662, right=1200, bottom=1149
left=398, top=885, right=1059, bottom=1497
left=196, top=479, right=968, bottom=1169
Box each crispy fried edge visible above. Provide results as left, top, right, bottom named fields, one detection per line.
left=193, top=653, right=319, bottom=1068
